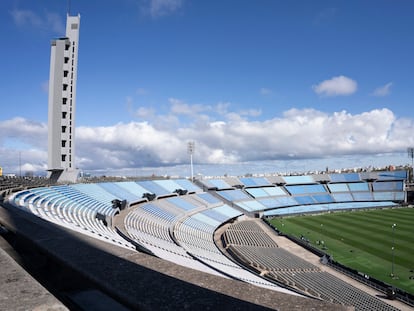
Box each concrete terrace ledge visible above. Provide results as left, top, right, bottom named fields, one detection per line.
left=0, top=236, right=68, bottom=311
left=0, top=203, right=351, bottom=311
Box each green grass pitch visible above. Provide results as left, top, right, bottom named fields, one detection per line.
left=268, top=207, right=414, bottom=294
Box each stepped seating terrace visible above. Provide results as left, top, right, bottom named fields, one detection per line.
left=245, top=186, right=287, bottom=198
left=173, top=178, right=203, bottom=192
left=0, top=176, right=51, bottom=194
left=223, top=221, right=278, bottom=248
left=5, top=172, right=409, bottom=310
left=173, top=213, right=282, bottom=291
left=211, top=171, right=406, bottom=214
left=263, top=201, right=398, bottom=217
left=199, top=179, right=233, bottom=190
left=329, top=173, right=361, bottom=182
left=96, top=182, right=142, bottom=202
left=216, top=189, right=251, bottom=201
left=224, top=220, right=400, bottom=311
left=372, top=181, right=404, bottom=191
left=376, top=170, right=408, bottom=180
left=268, top=271, right=399, bottom=311
left=123, top=194, right=285, bottom=291
left=10, top=186, right=133, bottom=248
left=115, top=181, right=149, bottom=198
left=238, top=177, right=272, bottom=187
left=195, top=192, right=223, bottom=205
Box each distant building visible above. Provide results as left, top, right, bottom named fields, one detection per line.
left=47, top=14, right=80, bottom=183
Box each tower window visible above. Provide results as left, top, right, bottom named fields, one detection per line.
left=61, top=154, right=66, bottom=162
left=62, top=126, right=66, bottom=133
left=62, top=140, right=67, bottom=147
left=63, top=84, right=68, bottom=91
left=71, top=23, right=78, bottom=30
left=64, top=57, right=69, bottom=64
left=62, top=112, right=67, bottom=119
left=62, top=98, right=67, bottom=105
left=63, top=70, right=68, bottom=77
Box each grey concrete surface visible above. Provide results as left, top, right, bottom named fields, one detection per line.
left=0, top=238, right=68, bottom=311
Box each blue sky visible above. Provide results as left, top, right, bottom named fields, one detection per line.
left=1, top=0, right=414, bottom=176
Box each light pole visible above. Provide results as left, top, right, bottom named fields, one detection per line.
left=19, top=151, right=22, bottom=177
left=391, top=223, right=397, bottom=278
left=187, top=141, right=195, bottom=182
left=408, top=147, right=414, bottom=182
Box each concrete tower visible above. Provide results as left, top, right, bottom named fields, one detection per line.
left=47, top=14, right=80, bottom=183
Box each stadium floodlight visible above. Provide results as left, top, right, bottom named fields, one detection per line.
left=19, top=151, right=22, bottom=177
left=408, top=148, right=414, bottom=182
left=391, top=223, right=397, bottom=279
left=188, top=141, right=195, bottom=182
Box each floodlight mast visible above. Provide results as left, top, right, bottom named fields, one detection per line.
left=408, top=147, right=414, bottom=182
left=188, top=141, right=195, bottom=182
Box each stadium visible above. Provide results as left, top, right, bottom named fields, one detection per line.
left=1, top=8, right=414, bottom=311
left=1, top=169, right=413, bottom=310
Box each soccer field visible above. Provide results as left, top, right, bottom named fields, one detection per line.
left=268, top=207, right=414, bottom=294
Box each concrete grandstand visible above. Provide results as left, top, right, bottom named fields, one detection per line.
left=1, top=170, right=412, bottom=310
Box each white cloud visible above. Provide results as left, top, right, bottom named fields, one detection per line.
left=313, top=75, right=357, bottom=97
left=260, top=88, right=272, bottom=96
left=136, top=88, right=148, bottom=95
left=45, top=12, right=65, bottom=34
left=126, top=96, right=156, bottom=119
left=0, top=118, right=47, bottom=175
left=169, top=97, right=208, bottom=115
left=0, top=146, right=47, bottom=176
left=10, top=9, right=42, bottom=27
left=214, top=102, right=231, bottom=116
left=10, top=9, right=64, bottom=34
left=74, top=107, right=412, bottom=169
left=142, top=0, right=184, bottom=18
left=371, top=82, right=393, bottom=97
left=1, top=108, right=413, bottom=175
left=135, top=106, right=156, bottom=119
left=0, top=117, right=47, bottom=148
left=240, top=109, right=262, bottom=118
